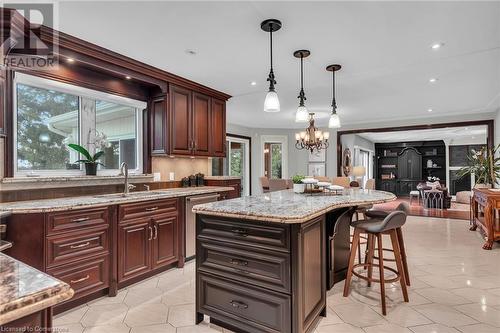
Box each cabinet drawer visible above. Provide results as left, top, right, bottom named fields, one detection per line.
left=198, top=273, right=291, bottom=333
left=47, top=255, right=109, bottom=299
left=197, top=215, right=290, bottom=252
left=47, top=208, right=109, bottom=235
left=46, top=226, right=109, bottom=268
left=119, top=199, right=178, bottom=221
left=198, top=240, right=290, bottom=293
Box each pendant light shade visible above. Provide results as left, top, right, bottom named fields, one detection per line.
left=326, top=64, right=342, bottom=128
left=294, top=49, right=310, bottom=123
left=295, top=105, right=309, bottom=122
left=264, top=91, right=280, bottom=113
left=261, top=19, right=282, bottom=113
left=328, top=113, right=341, bottom=128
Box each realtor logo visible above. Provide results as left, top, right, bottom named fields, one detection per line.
left=1, top=3, right=59, bottom=70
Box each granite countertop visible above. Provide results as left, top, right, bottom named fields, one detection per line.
left=0, top=186, right=234, bottom=214
left=204, top=176, right=241, bottom=180
left=0, top=253, right=73, bottom=325
left=192, top=189, right=396, bottom=223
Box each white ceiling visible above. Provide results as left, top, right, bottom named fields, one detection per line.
left=58, top=1, right=500, bottom=129
left=357, top=125, right=487, bottom=145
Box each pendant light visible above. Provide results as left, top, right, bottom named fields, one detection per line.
left=326, top=64, right=342, bottom=128
left=294, top=50, right=310, bottom=122
left=261, top=19, right=282, bottom=113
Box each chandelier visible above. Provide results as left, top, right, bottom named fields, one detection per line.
left=295, top=113, right=330, bottom=153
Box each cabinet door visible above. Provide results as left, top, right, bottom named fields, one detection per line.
left=118, top=218, right=151, bottom=282
left=170, top=85, right=192, bottom=155
left=150, top=94, right=168, bottom=155
left=211, top=98, right=226, bottom=157
left=151, top=214, right=178, bottom=269
left=192, top=92, right=211, bottom=156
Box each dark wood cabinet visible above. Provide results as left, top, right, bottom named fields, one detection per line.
left=170, top=85, right=193, bottom=155
left=205, top=178, right=241, bottom=199
left=152, top=214, right=178, bottom=269
left=150, top=94, right=168, bottom=155
left=118, top=217, right=151, bottom=282
left=210, top=98, right=226, bottom=157
left=196, top=214, right=326, bottom=333
left=0, top=69, right=6, bottom=136
left=192, top=92, right=211, bottom=156
left=117, top=198, right=182, bottom=284
left=148, top=84, right=228, bottom=158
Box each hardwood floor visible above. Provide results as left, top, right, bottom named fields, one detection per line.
left=373, top=197, right=470, bottom=221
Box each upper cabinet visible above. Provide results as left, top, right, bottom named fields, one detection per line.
left=151, top=84, right=226, bottom=158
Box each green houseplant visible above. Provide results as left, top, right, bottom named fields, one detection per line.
left=292, top=174, right=306, bottom=193
left=68, top=143, right=104, bottom=176
left=457, top=145, right=500, bottom=188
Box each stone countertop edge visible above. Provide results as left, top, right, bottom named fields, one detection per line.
left=0, top=186, right=234, bottom=214
left=192, top=192, right=396, bottom=224
left=0, top=254, right=74, bottom=326
left=204, top=176, right=242, bottom=180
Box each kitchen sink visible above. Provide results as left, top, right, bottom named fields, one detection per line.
left=94, top=191, right=166, bottom=199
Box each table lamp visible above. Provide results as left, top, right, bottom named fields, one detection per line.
left=351, top=166, right=366, bottom=188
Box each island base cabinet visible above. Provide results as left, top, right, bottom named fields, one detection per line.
left=195, top=214, right=326, bottom=333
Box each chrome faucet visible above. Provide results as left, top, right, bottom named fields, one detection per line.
left=119, top=162, right=136, bottom=195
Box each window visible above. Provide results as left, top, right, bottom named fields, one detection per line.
left=14, top=73, right=146, bottom=176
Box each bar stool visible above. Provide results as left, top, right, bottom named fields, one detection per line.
left=365, top=202, right=411, bottom=286
left=344, top=211, right=409, bottom=315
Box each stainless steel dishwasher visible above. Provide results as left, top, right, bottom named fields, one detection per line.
left=185, top=193, right=220, bottom=260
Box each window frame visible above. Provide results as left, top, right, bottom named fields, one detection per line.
left=13, top=73, right=146, bottom=177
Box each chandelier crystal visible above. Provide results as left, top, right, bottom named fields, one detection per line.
left=295, top=113, right=330, bottom=153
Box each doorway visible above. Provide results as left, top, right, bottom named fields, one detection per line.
left=261, top=135, right=288, bottom=180
left=211, top=134, right=251, bottom=196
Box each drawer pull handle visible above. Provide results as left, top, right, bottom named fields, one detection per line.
left=231, top=228, right=248, bottom=237
left=230, top=259, right=248, bottom=266
left=230, top=300, right=248, bottom=309
left=70, top=275, right=90, bottom=284
left=70, top=242, right=90, bottom=249
left=153, top=225, right=158, bottom=240
left=71, top=217, right=90, bottom=223
left=148, top=226, right=153, bottom=240
left=145, top=207, right=159, bottom=212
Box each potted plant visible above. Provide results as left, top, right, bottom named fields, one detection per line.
left=68, top=143, right=105, bottom=176
left=457, top=145, right=500, bottom=188
left=292, top=175, right=306, bottom=193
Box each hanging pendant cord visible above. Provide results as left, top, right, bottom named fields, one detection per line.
left=269, top=28, right=273, bottom=71
left=300, top=55, right=304, bottom=89
left=331, top=71, right=336, bottom=111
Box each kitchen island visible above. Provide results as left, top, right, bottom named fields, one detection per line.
left=0, top=253, right=73, bottom=329
left=192, top=189, right=395, bottom=333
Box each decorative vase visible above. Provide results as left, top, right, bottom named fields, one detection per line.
left=85, top=163, right=97, bottom=176
left=293, top=183, right=306, bottom=193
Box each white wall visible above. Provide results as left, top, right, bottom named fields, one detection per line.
left=495, top=108, right=500, bottom=146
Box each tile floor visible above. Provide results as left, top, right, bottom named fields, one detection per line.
left=54, top=216, right=500, bottom=333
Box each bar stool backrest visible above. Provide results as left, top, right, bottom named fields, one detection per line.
left=395, top=202, right=410, bottom=214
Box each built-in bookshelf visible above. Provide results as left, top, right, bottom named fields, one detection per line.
left=375, top=140, right=446, bottom=195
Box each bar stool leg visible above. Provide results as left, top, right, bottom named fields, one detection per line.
left=396, top=227, right=410, bottom=286
left=390, top=230, right=409, bottom=303
left=377, top=234, right=387, bottom=315
left=344, top=228, right=360, bottom=297
left=366, top=234, right=375, bottom=287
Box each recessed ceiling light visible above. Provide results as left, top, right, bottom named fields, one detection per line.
left=185, top=49, right=197, bottom=55
left=66, top=58, right=75, bottom=63
left=431, top=42, right=444, bottom=50
left=429, top=78, right=438, bottom=83
left=250, top=81, right=257, bottom=86
left=125, top=76, right=131, bottom=80
left=427, top=108, right=433, bottom=112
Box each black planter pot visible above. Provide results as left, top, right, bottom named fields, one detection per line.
left=85, top=163, right=97, bottom=176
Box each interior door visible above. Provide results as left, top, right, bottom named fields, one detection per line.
left=151, top=214, right=178, bottom=269
left=170, top=85, right=192, bottom=155
left=192, top=92, right=211, bottom=156
left=118, top=218, right=151, bottom=282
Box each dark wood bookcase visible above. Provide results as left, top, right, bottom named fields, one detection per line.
left=375, top=140, right=446, bottom=196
